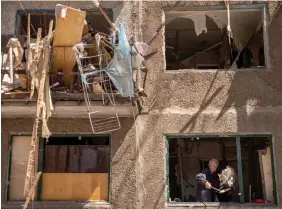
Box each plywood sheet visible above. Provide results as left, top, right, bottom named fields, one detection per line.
left=41, top=173, right=109, bottom=200
left=64, top=47, right=77, bottom=86
left=52, top=47, right=76, bottom=88
left=9, top=136, right=38, bottom=200
left=52, top=6, right=85, bottom=87
left=258, top=147, right=274, bottom=202
left=53, top=7, right=86, bottom=46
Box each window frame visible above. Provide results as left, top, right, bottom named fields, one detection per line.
left=15, top=8, right=114, bottom=37
left=164, top=133, right=277, bottom=205
left=7, top=133, right=112, bottom=203
left=163, top=3, right=270, bottom=72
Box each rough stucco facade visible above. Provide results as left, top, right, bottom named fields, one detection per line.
left=1, top=1, right=282, bottom=209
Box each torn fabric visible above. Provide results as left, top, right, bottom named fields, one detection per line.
left=6, top=38, right=24, bottom=68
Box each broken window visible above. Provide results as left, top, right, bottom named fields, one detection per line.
left=41, top=135, right=110, bottom=201
left=165, top=7, right=265, bottom=70
left=166, top=136, right=276, bottom=204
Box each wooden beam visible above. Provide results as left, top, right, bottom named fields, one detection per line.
left=9, top=46, right=13, bottom=84
left=177, top=139, right=185, bottom=201
left=236, top=136, right=244, bottom=203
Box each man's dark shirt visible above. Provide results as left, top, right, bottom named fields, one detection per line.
left=196, top=168, right=222, bottom=201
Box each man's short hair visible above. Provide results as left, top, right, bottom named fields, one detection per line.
left=209, top=158, right=219, bottom=166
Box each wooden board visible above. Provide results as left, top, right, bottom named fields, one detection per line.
left=9, top=136, right=38, bottom=200
left=52, top=47, right=77, bottom=88
left=52, top=6, right=85, bottom=88
left=53, top=6, right=86, bottom=46
left=41, top=173, right=109, bottom=200
left=258, top=147, right=274, bottom=202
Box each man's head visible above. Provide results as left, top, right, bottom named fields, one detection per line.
left=208, top=158, right=219, bottom=173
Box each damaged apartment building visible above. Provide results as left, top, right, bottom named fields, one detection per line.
left=1, top=1, right=282, bottom=209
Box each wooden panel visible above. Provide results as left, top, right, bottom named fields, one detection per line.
left=52, top=6, right=85, bottom=87
left=41, top=173, right=108, bottom=200
left=258, top=147, right=274, bottom=202
left=9, top=136, right=36, bottom=200
left=52, top=47, right=65, bottom=71
left=64, top=47, right=77, bottom=86
left=52, top=47, right=76, bottom=87
left=53, top=7, right=86, bottom=46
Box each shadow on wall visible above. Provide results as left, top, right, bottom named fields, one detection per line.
left=180, top=71, right=224, bottom=133
left=179, top=6, right=282, bottom=134
left=177, top=6, right=282, bottom=205
left=111, top=118, right=136, bottom=207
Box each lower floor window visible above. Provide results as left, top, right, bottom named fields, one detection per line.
left=8, top=135, right=110, bottom=201
left=165, top=135, right=276, bottom=204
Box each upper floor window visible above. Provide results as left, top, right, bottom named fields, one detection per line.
left=165, top=6, right=265, bottom=70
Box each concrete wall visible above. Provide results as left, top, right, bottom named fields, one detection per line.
left=1, top=1, right=282, bottom=209
left=1, top=118, right=137, bottom=209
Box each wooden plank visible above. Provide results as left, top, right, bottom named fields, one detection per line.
left=236, top=136, right=244, bottom=203
left=53, top=7, right=86, bottom=46
left=41, top=173, right=108, bottom=200
left=258, top=147, right=274, bottom=202
left=177, top=139, right=185, bottom=201
left=22, top=172, right=42, bottom=209
left=52, top=6, right=85, bottom=88
left=24, top=21, right=53, bottom=199
left=9, top=136, right=37, bottom=201
left=9, top=46, right=13, bottom=84
left=52, top=47, right=79, bottom=88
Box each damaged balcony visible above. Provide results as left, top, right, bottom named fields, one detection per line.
left=1, top=5, right=142, bottom=120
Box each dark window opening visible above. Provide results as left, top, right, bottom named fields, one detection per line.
left=19, top=12, right=55, bottom=39
left=41, top=135, right=110, bottom=201
left=167, top=136, right=275, bottom=204
left=165, top=8, right=265, bottom=70
left=43, top=135, right=110, bottom=173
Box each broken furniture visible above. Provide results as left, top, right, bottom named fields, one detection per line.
left=73, top=42, right=121, bottom=134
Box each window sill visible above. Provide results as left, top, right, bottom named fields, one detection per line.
left=167, top=202, right=277, bottom=208
left=164, top=67, right=266, bottom=73
left=3, top=201, right=112, bottom=209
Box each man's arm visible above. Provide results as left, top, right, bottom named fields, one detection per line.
left=196, top=172, right=207, bottom=185
left=196, top=170, right=211, bottom=189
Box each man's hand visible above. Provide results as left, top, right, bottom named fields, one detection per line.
left=204, top=181, right=212, bottom=189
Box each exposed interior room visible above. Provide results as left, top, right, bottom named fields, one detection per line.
left=167, top=136, right=275, bottom=204
left=165, top=8, right=265, bottom=70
